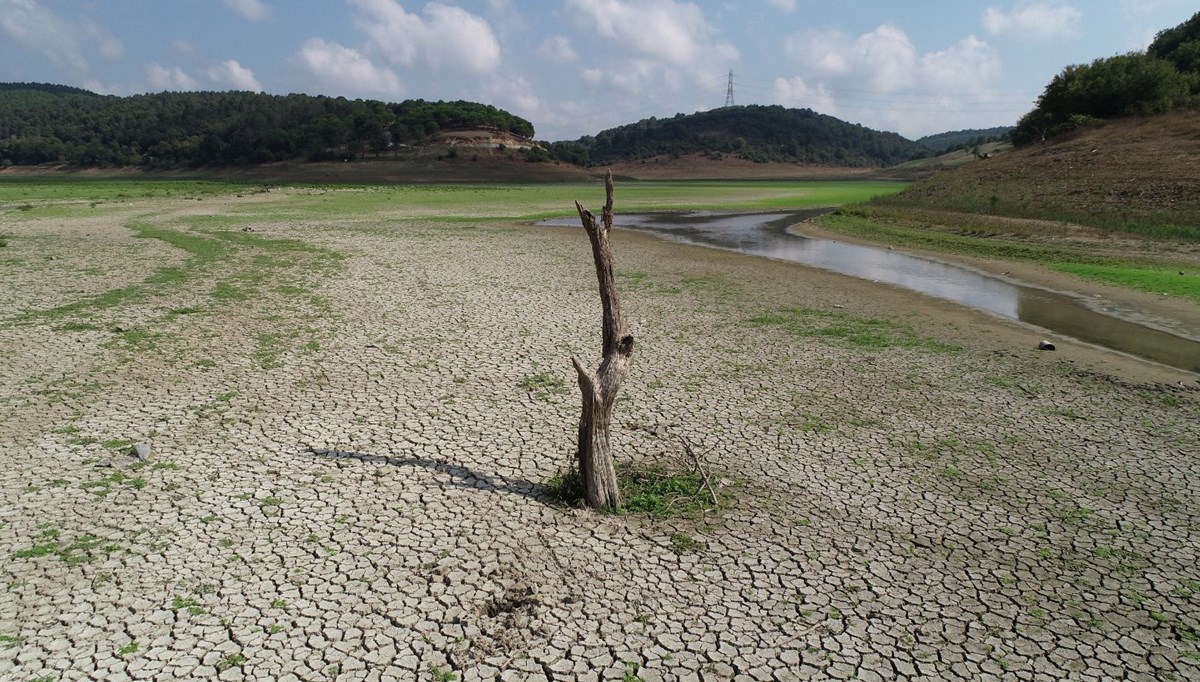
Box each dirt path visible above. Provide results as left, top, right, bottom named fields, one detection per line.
left=1, top=190, right=1197, bottom=681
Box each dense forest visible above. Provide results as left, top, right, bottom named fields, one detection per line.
left=914, top=127, right=1013, bottom=153
left=1013, top=11, right=1199, bottom=145
left=0, top=84, right=534, bottom=167
left=545, top=105, right=928, bottom=167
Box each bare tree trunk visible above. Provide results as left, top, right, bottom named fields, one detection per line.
left=571, top=171, right=635, bottom=510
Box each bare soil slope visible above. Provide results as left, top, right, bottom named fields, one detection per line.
left=899, top=112, right=1200, bottom=226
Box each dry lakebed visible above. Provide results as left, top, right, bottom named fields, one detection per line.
left=1, top=184, right=1198, bottom=681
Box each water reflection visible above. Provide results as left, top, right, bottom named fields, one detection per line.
left=540, top=210, right=1199, bottom=373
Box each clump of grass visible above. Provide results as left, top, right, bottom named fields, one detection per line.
left=216, top=653, right=246, bottom=672
left=171, top=596, right=206, bottom=615
left=211, top=280, right=251, bottom=302
left=545, top=460, right=723, bottom=519
left=669, top=532, right=706, bottom=555
left=12, top=533, right=121, bottom=565
left=80, top=471, right=146, bottom=496
left=519, top=371, right=567, bottom=401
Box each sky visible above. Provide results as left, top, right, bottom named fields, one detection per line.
left=1, top=0, right=1196, bottom=141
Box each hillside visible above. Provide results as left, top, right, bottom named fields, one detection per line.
left=914, top=127, right=1013, bottom=153
left=547, top=105, right=928, bottom=168
left=879, top=112, right=1200, bottom=239
left=1014, top=11, right=1199, bottom=144
left=0, top=86, right=534, bottom=168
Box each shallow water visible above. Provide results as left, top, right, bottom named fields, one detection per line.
left=540, top=210, right=1200, bottom=373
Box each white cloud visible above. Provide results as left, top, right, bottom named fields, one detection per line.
left=583, top=58, right=686, bottom=95
left=764, top=0, right=795, bottom=10
left=172, top=39, right=197, bottom=57
left=146, top=64, right=199, bottom=91
left=349, top=0, right=502, bottom=74
left=565, top=0, right=737, bottom=66
left=207, top=59, right=263, bottom=91
left=223, top=0, right=271, bottom=21
left=921, top=36, right=1000, bottom=93
left=786, top=25, right=917, bottom=92
left=564, top=0, right=737, bottom=114
left=779, top=24, right=1018, bottom=137
left=295, top=38, right=404, bottom=98
left=483, top=74, right=541, bottom=120
left=983, top=1, right=1082, bottom=41
left=537, top=35, right=578, bottom=62
left=0, top=0, right=123, bottom=74
left=771, top=76, right=835, bottom=113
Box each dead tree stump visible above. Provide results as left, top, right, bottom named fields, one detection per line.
left=571, top=171, right=634, bottom=510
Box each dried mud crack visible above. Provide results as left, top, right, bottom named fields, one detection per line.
left=0, top=188, right=1198, bottom=681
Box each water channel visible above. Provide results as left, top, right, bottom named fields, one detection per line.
left=540, top=209, right=1200, bottom=374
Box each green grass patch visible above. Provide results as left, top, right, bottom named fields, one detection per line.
left=669, top=532, right=707, bottom=555
left=58, top=321, right=101, bottom=332
left=171, top=596, right=206, bottom=615
left=519, top=371, right=567, bottom=400
left=749, top=306, right=960, bottom=352
left=545, top=461, right=723, bottom=519
left=12, top=533, right=121, bottom=565
left=1052, top=263, right=1200, bottom=304
left=131, top=223, right=231, bottom=263
left=819, top=210, right=1082, bottom=263
left=216, top=653, right=247, bottom=672
left=0, top=178, right=257, bottom=205
left=262, top=180, right=907, bottom=220
left=211, top=280, right=251, bottom=302
left=81, top=471, right=147, bottom=496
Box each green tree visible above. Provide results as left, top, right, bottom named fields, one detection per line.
left=1148, top=10, right=1200, bottom=76
left=1014, top=52, right=1192, bottom=145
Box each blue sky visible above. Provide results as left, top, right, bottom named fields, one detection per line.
left=1, top=0, right=1195, bottom=140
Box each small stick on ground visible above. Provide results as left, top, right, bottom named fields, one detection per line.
left=678, top=435, right=719, bottom=507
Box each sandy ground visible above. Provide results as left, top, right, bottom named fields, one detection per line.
left=1, top=191, right=1198, bottom=681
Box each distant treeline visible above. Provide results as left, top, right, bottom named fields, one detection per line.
left=0, top=84, right=534, bottom=167
left=544, top=105, right=928, bottom=167
left=915, top=127, right=1013, bottom=154
left=1014, top=11, right=1199, bottom=144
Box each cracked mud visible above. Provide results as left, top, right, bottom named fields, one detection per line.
left=1, top=188, right=1198, bottom=681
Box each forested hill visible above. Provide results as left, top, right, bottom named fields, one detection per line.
left=0, top=82, right=97, bottom=96
left=915, top=127, right=1013, bottom=153
left=1013, top=10, right=1199, bottom=144
left=0, top=85, right=534, bottom=167
left=546, top=105, right=927, bottom=167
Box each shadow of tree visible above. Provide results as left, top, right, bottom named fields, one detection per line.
left=306, top=447, right=551, bottom=504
